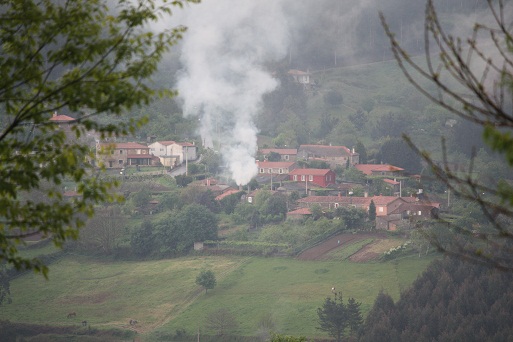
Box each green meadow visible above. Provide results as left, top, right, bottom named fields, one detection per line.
left=1, top=249, right=436, bottom=340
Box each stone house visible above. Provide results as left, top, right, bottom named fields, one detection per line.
left=298, top=144, right=359, bottom=168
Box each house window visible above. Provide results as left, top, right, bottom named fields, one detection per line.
left=378, top=207, right=384, bottom=212
left=309, top=175, right=313, bottom=181
left=248, top=197, right=253, bottom=203
left=334, top=203, right=339, bottom=208
left=118, top=160, right=123, bottom=164
left=284, top=155, right=289, bottom=160
left=119, top=150, right=123, bottom=154
left=418, top=211, right=422, bottom=215
left=260, top=168, right=264, bottom=173
left=301, top=175, right=305, bottom=181
left=279, top=168, right=283, bottom=174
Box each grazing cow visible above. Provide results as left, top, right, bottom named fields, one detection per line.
left=67, top=312, right=76, bottom=318
left=81, top=320, right=88, bottom=326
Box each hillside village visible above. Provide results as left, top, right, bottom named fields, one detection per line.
left=90, top=135, right=442, bottom=233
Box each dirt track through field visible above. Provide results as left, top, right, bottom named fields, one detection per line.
left=296, top=232, right=387, bottom=261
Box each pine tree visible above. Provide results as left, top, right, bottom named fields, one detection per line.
left=368, top=200, right=377, bottom=222
left=317, top=292, right=348, bottom=342
left=347, top=297, right=363, bottom=335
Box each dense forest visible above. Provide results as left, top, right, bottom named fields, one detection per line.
left=361, top=257, right=513, bottom=341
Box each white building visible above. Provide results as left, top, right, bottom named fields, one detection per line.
left=148, top=141, right=197, bottom=167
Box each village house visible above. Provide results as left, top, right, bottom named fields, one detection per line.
left=376, top=202, right=440, bottom=230
left=148, top=140, right=197, bottom=168
left=256, top=161, right=297, bottom=175
left=259, top=148, right=298, bottom=162
left=286, top=207, right=312, bottom=221
left=289, top=168, right=336, bottom=188
left=296, top=195, right=372, bottom=211
left=287, top=69, right=310, bottom=85
left=298, top=144, right=359, bottom=168
left=96, top=142, right=156, bottom=169
left=295, top=194, right=440, bottom=230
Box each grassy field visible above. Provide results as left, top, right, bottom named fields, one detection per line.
left=1, top=249, right=436, bottom=340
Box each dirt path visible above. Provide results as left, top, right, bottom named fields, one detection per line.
left=296, top=232, right=387, bottom=261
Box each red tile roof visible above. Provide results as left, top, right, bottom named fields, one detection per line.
left=370, top=195, right=404, bottom=205
left=98, top=142, right=148, bottom=149
left=127, top=154, right=152, bottom=159
left=288, top=69, right=310, bottom=75
left=259, top=148, right=298, bottom=155
left=215, top=189, right=241, bottom=201
left=287, top=208, right=312, bottom=215
left=354, top=164, right=404, bottom=175
left=50, top=114, right=75, bottom=122
left=289, top=168, right=333, bottom=176
left=383, top=179, right=400, bottom=185
left=156, top=141, right=176, bottom=146
left=298, top=196, right=372, bottom=206
left=299, top=144, right=357, bottom=157
left=257, top=161, right=296, bottom=168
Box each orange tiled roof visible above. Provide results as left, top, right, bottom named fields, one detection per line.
left=256, top=161, right=296, bottom=168
left=259, top=148, right=298, bottom=155
left=289, top=168, right=332, bottom=176
left=215, top=189, right=241, bottom=201
left=354, top=164, right=404, bottom=175
left=287, top=208, right=312, bottom=215
left=98, top=142, right=148, bottom=149
left=50, top=114, right=75, bottom=122
left=383, top=179, right=400, bottom=185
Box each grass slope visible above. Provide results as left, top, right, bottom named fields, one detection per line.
left=1, top=252, right=435, bottom=340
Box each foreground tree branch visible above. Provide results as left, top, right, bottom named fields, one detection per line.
left=0, top=0, right=199, bottom=276
left=381, top=0, right=513, bottom=270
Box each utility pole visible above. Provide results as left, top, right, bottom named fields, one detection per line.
left=185, top=146, right=188, bottom=176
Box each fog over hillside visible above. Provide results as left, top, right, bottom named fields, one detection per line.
left=169, top=0, right=497, bottom=185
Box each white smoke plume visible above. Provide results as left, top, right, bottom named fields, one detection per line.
left=176, top=0, right=289, bottom=185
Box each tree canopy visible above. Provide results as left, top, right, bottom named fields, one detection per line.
left=196, top=269, right=216, bottom=294
left=0, top=0, right=198, bottom=275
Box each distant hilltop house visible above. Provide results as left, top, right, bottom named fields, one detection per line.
left=256, top=161, right=297, bottom=175
left=50, top=112, right=99, bottom=147
left=96, top=142, right=158, bottom=169
left=259, top=148, right=298, bottom=162
left=288, top=69, right=311, bottom=85
left=298, top=144, right=359, bottom=168
left=289, top=168, right=336, bottom=188
left=148, top=140, right=197, bottom=168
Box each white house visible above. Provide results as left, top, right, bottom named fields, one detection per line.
left=148, top=141, right=197, bottom=167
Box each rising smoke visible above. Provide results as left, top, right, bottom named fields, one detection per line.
left=176, top=0, right=289, bottom=185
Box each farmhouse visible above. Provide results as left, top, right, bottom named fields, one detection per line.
left=376, top=202, right=440, bottom=230
left=148, top=140, right=197, bottom=168
left=288, top=69, right=310, bottom=84
left=289, top=168, right=336, bottom=188
left=298, top=144, right=359, bottom=167
left=256, top=161, right=297, bottom=175
left=297, top=195, right=371, bottom=211
left=96, top=142, right=156, bottom=169
left=259, top=148, right=298, bottom=162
